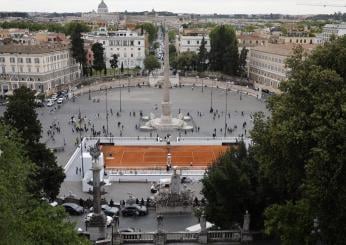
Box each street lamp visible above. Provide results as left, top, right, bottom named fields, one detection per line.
left=100, top=85, right=109, bottom=137
left=201, top=77, right=204, bottom=93
left=119, top=80, right=122, bottom=112
left=78, top=108, right=85, bottom=178
left=127, top=59, right=131, bottom=93
left=210, top=78, right=216, bottom=113
left=224, top=81, right=231, bottom=137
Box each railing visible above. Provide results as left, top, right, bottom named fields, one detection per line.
left=166, top=232, right=199, bottom=242
left=208, top=230, right=241, bottom=242
left=83, top=136, right=249, bottom=145
left=107, top=168, right=205, bottom=176
left=121, top=232, right=155, bottom=243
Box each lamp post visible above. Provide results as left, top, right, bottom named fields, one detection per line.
left=100, top=85, right=109, bottom=137
left=119, top=80, right=122, bottom=112
left=201, top=77, right=204, bottom=93
left=127, top=59, right=130, bottom=93
left=210, top=78, right=216, bottom=113
left=224, top=81, right=231, bottom=137
left=78, top=108, right=85, bottom=178
left=196, top=75, right=199, bottom=89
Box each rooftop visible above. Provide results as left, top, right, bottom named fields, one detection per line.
left=251, top=43, right=317, bottom=56
left=0, top=43, right=70, bottom=54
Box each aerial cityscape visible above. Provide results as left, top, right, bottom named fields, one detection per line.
left=0, top=1, right=345, bottom=244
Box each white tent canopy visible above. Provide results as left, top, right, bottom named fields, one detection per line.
left=185, top=222, right=214, bottom=232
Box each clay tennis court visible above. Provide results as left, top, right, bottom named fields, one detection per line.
left=100, top=145, right=230, bottom=169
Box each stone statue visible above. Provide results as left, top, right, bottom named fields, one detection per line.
left=243, top=210, right=250, bottom=232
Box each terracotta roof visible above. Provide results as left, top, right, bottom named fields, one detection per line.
left=0, top=44, right=70, bottom=54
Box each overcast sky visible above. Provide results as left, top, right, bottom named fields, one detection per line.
left=1, top=0, right=345, bottom=15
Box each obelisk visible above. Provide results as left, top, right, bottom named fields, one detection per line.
left=160, top=29, right=172, bottom=124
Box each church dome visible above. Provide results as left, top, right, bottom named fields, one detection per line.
left=97, top=0, right=109, bottom=13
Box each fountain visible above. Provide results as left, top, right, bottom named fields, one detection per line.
left=140, top=28, right=193, bottom=131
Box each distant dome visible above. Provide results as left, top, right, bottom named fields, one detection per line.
left=97, top=0, right=109, bottom=13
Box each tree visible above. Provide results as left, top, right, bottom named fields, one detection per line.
left=2, top=87, right=65, bottom=200
left=169, top=44, right=177, bottom=69
left=264, top=200, right=313, bottom=245
left=0, top=123, right=89, bottom=244
left=120, top=62, right=124, bottom=73
left=239, top=47, right=249, bottom=77
left=3, top=87, right=41, bottom=145
left=168, top=30, right=176, bottom=43
left=91, top=42, right=105, bottom=75
left=176, top=51, right=198, bottom=72
left=137, top=23, right=157, bottom=45
left=251, top=37, right=346, bottom=244
left=144, top=55, right=161, bottom=72
left=197, top=36, right=208, bottom=72
left=209, top=25, right=239, bottom=75
left=70, top=23, right=86, bottom=76
left=110, top=54, right=118, bottom=76
left=202, top=143, right=265, bottom=229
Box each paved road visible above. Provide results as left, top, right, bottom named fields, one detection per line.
left=0, top=85, right=268, bottom=167
left=56, top=86, right=266, bottom=166
left=0, top=84, right=269, bottom=233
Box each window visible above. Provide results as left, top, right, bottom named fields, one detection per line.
left=34, top=58, right=40, bottom=64
left=131, top=54, right=133, bottom=57
left=10, top=57, right=15, bottom=63
left=18, top=58, right=23, bottom=63
left=138, top=48, right=141, bottom=51
left=197, top=41, right=199, bottom=44
left=26, top=58, right=31, bottom=63
left=0, top=57, right=5, bottom=62
left=187, top=41, right=190, bottom=44
left=1, top=66, right=5, bottom=73
left=130, top=41, right=134, bottom=46
left=138, top=41, right=141, bottom=45
left=12, top=66, right=15, bottom=73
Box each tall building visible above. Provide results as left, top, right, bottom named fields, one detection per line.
left=176, top=35, right=211, bottom=53
left=84, top=29, right=146, bottom=69
left=317, top=23, right=346, bottom=44
left=97, top=0, right=109, bottom=14
left=248, top=44, right=316, bottom=93
left=0, top=44, right=80, bottom=95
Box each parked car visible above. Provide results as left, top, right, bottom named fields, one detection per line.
left=121, top=205, right=148, bottom=216
left=101, top=204, right=119, bottom=216
left=85, top=213, right=113, bottom=227
left=62, top=203, right=84, bottom=215
left=57, top=98, right=64, bottom=104
left=47, top=100, right=55, bottom=107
